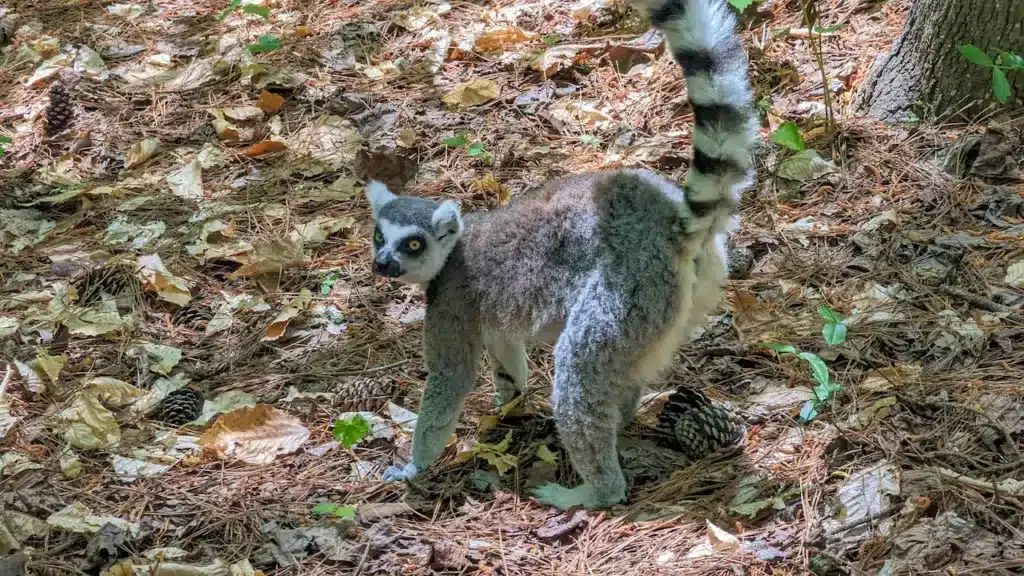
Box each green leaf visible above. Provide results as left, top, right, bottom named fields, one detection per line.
left=817, top=306, right=843, bottom=323
left=812, top=24, right=844, bottom=34
left=217, top=0, right=242, bottom=21
left=960, top=44, right=993, bottom=67
left=467, top=142, right=486, bottom=157
left=542, top=35, right=560, bottom=47
left=242, top=4, right=270, bottom=19
left=320, top=272, right=341, bottom=295
left=580, top=134, right=601, bottom=146
left=0, top=136, right=11, bottom=144
left=444, top=134, right=468, bottom=147
left=992, top=68, right=1011, bottom=103
left=726, top=0, right=755, bottom=11
left=765, top=343, right=797, bottom=354
left=822, top=322, right=848, bottom=345
left=797, top=352, right=830, bottom=388
left=247, top=34, right=281, bottom=54
left=332, top=414, right=371, bottom=449
left=998, top=51, right=1024, bottom=69
left=312, top=503, right=357, bottom=518
left=798, top=400, right=818, bottom=422
left=770, top=121, right=805, bottom=151
left=729, top=498, right=776, bottom=518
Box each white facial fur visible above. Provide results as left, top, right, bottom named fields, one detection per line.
left=367, top=181, right=464, bottom=285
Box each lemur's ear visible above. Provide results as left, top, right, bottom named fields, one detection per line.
left=366, top=180, right=396, bottom=219
left=432, top=200, right=463, bottom=241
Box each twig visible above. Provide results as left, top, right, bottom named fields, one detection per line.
left=938, top=285, right=1024, bottom=323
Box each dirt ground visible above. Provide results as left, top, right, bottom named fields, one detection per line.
left=1, top=0, right=1023, bottom=575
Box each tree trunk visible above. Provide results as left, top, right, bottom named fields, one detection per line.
left=857, top=0, right=1024, bottom=122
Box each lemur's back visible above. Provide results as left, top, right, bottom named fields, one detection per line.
left=445, top=170, right=697, bottom=340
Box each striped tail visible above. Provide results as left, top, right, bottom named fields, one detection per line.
left=644, top=0, right=758, bottom=222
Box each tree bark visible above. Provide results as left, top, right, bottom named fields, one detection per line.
left=857, top=0, right=1024, bottom=122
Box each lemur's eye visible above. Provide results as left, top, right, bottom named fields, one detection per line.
left=374, top=230, right=384, bottom=244
left=407, top=239, right=423, bottom=252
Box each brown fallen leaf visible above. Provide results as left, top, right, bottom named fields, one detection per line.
left=242, top=140, right=287, bottom=158
left=263, top=289, right=312, bottom=341
left=124, top=137, right=161, bottom=169
left=442, top=79, right=499, bottom=108
left=199, top=404, right=310, bottom=465
left=137, top=254, right=191, bottom=306
left=470, top=173, right=510, bottom=205
left=225, top=237, right=305, bottom=278
left=473, top=27, right=539, bottom=52
left=258, top=89, right=285, bottom=114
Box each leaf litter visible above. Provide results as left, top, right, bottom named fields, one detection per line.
left=2, top=0, right=1023, bottom=574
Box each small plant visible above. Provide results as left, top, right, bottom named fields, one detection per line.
left=456, top=431, right=518, bottom=475
left=0, top=135, right=10, bottom=158
left=312, top=502, right=356, bottom=518
left=580, top=134, right=602, bottom=147
left=332, top=414, right=370, bottom=449
left=764, top=343, right=840, bottom=423
left=770, top=121, right=805, bottom=151
left=726, top=0, right=756, bottom=11
left=248, top=34, right=282, bottom=55
left=219, top=0, right=270, bottom=21
left=444, top=132, right=491, bottom=164
left=960, top=45, right=1023, bottom=103
left=819, top=306, right=848, bottom=345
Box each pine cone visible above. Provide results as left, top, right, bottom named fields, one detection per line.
left=654, top=387, right=745, bottom=460
left=154, top=388, right=205, bottom=425
left=45, top=81, right=74, bottom=136
left=336, top=377, right=396, bottom=413
left=173, top=301, right=215, bottom=331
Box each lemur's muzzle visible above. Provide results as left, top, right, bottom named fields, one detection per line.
left=374, top=257, right=403, bottom=278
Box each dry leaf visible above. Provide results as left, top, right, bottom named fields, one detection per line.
left=35, top=350, right=66, bottom=385
left=530, top=45, right=579, bottom=78
left=125, top=138, right=161, bottom=169
left=47, top=502, right=140, bottom=537
left=397, top=128, right=417, bottom=148
left=220, top=106, right=264, bottom=121
left=137, top=254, right=191, bottom=306
left=226, top=237, right=305, bottom=278
left=63, top=392, right=120, bottom=450
left=258, top=89, right=285, bottom=113
left=473, top=27, right=539, bottom=52
left=1005, top=260, right=1024, bottom=288
left=470, top=173, right=510, bottom=205
left=1, top=366, right=17, bottom=440
left=862, top=364, right=922, bottom=392
left=242, top=140, right=288, bottom=158
left=64, top=308, right=126, bottom=336
left=392, top=4, right=448, bottom=30
left=199, top=404, right=310, bottom=464
left=685, top=520, right=740, bottom=558
left=287, top=116, right=362, bottom=169
left=166, top=159, right=203, bottom=201
left=442, top=79, right=499, bottom=108
left=263, top=289, right=312, bottom=341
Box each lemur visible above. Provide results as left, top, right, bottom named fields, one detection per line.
left=366, top=0, right=757, bottom=510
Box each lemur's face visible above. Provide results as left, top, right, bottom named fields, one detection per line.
left=365, top=182, right=463, bottom=285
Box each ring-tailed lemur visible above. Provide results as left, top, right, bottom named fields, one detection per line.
left=368, top=0, right=757, bottom=510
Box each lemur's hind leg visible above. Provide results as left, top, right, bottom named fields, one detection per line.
left=617, top=386, right=644, bottom=432
left=484, top=334, right=528, bottom=407
left=533, top=272, right=677, bottom=510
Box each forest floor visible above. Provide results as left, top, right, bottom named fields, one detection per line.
left=2, top=0, right=1023, bottom=575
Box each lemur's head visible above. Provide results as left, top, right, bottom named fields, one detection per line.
left=365, top=181, right=464, bottom=284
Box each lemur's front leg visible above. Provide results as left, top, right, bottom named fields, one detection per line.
left=383, top=301, right=480, bottom=482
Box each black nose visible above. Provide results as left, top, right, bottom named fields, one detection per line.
left=374, top=258, right=402, bottom=278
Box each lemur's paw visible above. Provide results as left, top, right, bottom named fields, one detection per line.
left=382, top=461, right=418, bottom=482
